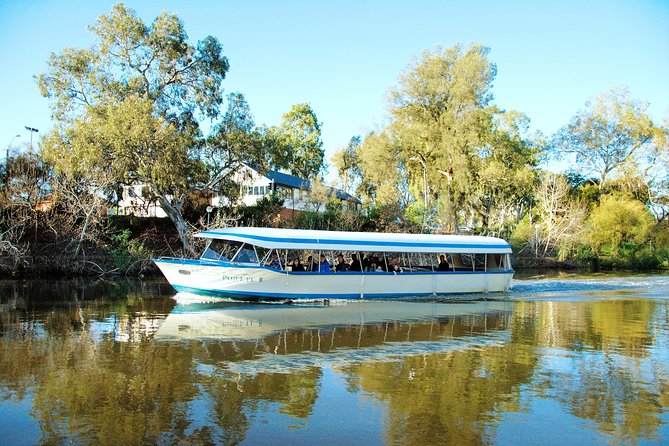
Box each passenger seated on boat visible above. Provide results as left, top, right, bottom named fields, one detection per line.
left=374, top=256, right=388, bottom=271
left=291, top=258, right=305, bottom=272
left=349, top=254, right=362, bottom=271
left=319, top=254, right=331, bottom=272
left=391, top=263, right=402, bottom=274
left=375, top=265, right=384, bottom=272
left=362, top=254, right=373, bottom=271
left=269, top=252, right=282, bottom=270
left=387, top=257, right=399, bottom=271
left=335, top=254, right=348, bottom=272
left=305, top=255, right=318, bottom=272
left=437, top=255, right=450, bottom=271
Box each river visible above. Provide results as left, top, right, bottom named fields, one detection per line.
left=0, top=273, right=667, bottom=445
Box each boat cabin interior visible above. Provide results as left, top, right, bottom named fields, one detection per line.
left=200, top=238, right=511, bottom=273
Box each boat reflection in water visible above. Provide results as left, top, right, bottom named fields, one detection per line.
left=155, top=294, right=514, bottom=374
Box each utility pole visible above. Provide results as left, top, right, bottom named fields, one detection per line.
left=24, top=126, right=38, bottom=150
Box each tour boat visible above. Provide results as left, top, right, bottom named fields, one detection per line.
left=153, top=227, right=514, bottom=300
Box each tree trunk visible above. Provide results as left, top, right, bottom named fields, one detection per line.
left=157, top=195, right=196, bottom=257
left=73, top=194, right=101, bottom=258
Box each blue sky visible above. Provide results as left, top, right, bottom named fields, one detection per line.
left=1, top=0, right=667, bottom=177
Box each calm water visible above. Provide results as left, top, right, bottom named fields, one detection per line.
left=1, top=273, right=668, bottom=445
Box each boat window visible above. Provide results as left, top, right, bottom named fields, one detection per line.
left=264, top=248, right=285, bottom=269
left=232, top=243, right=259, bottom=264
left=405, top=252, right=433, bottom=271
left=200, top=239, right=244, bottom=262
left=486, top=253, right=504, bottom=270
left=255, top=246, right=272, bottom=265
left=459, top=254, right=486, bottom=270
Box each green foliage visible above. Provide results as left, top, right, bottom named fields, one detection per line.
left=38, top=3, right=232, bottom=255
left=473, top=111, right=541, bottom=227
left=106, top=229, right=150, bottom=271
left=404, top=201, right=428, bottom=229
left=358, top=44, right=540, bottom=232
left=557, top=241, right=598, bottom=266
left=330, top=136, right=363, bottom=195
left=552, top=87, right=663, bottom=188
left=357, top=131, right=404, bottom=209
left=286, top=200, right=372, bottom=233
left=269, top=103, right=325, bottom=179
left=587, top=194, right=654, bottom=256
left=565, top=171, right=601, bottom=209
left=509, top=218, right=533, bottom=253
left=652, top=221, right=669, bottom=250
left=388, top=44, right=497, bottom=229
left=627, top=246, right=666, bottom=270
left=236, top=194, right=285, bottom=227
left=206, top=92, right=271, bottom=178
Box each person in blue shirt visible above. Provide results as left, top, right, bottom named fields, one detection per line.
left=269, top=252, right=282, bottom=269
left=319, top=254, right=331, bottom=272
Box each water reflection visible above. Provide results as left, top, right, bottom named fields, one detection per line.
left=0, top=277, right=667, bottom=445
left=156, top=298, right=513, bottom=376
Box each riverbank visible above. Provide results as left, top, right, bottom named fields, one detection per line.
left=3, top=216, right=666, bottom=278
left=3, top=250, right=663, bottom=279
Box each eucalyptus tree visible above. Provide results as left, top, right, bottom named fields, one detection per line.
left=269, top=103, right=325, bottom=180
left=362, top=44, right=538, bottom=232
left=387, top=44, right=497, bottom=231
left=552, top=87, right=666, bottom=190
left=330, top=136, right=363, bottom=194
left=472, top=111, right=541, bottom=230
left=357, top=130, right=409, bottom=209
left=37, top=4, right=236, bottom=255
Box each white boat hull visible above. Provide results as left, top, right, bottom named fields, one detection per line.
left=154, top=259, right=513, bottom=300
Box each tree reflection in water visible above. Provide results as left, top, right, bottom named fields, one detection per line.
left=0, top=278, right=667, bottom=445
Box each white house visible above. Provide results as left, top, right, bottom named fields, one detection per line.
left=118, top=165, right=360, bottom=218
left=213, top=164, right=361, bottom=215
left=116, top=183, right=167, bottom=217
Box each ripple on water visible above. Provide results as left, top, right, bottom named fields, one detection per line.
left=511, top=274, right=669, bottom=301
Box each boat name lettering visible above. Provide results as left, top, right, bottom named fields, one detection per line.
left=221, top=274, right=263, bottom=283
left=221, top=319, right=263, bottom=328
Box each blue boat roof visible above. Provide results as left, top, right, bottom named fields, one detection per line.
left=195, top=227, right=512, bottom=254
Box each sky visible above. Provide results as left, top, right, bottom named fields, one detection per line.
left=1, top=0, right=668, bottom=179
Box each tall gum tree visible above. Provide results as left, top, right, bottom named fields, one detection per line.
left=271, top=103, right=325, bottom=180
left=552, top=87, right=666, bottom=191
left=362, top=43, right=537, bottom=232
left=37, top=4, right=231, bottom=255
left=330, top=136, right=362, bottom=195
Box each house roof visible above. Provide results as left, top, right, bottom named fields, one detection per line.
left=256, top=166, right=362, bottom=204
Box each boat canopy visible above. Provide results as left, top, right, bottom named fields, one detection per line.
left=195, top=227, right=512, bottom=254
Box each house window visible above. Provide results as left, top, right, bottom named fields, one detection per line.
left=254, top=186, right=259, bottom=195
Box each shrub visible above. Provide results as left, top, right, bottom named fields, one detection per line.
left=509, top=218, right=533, bottom=254
left=106, top=229, right=150, bottom=272
left=587, top=194, right=654, bottom=256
